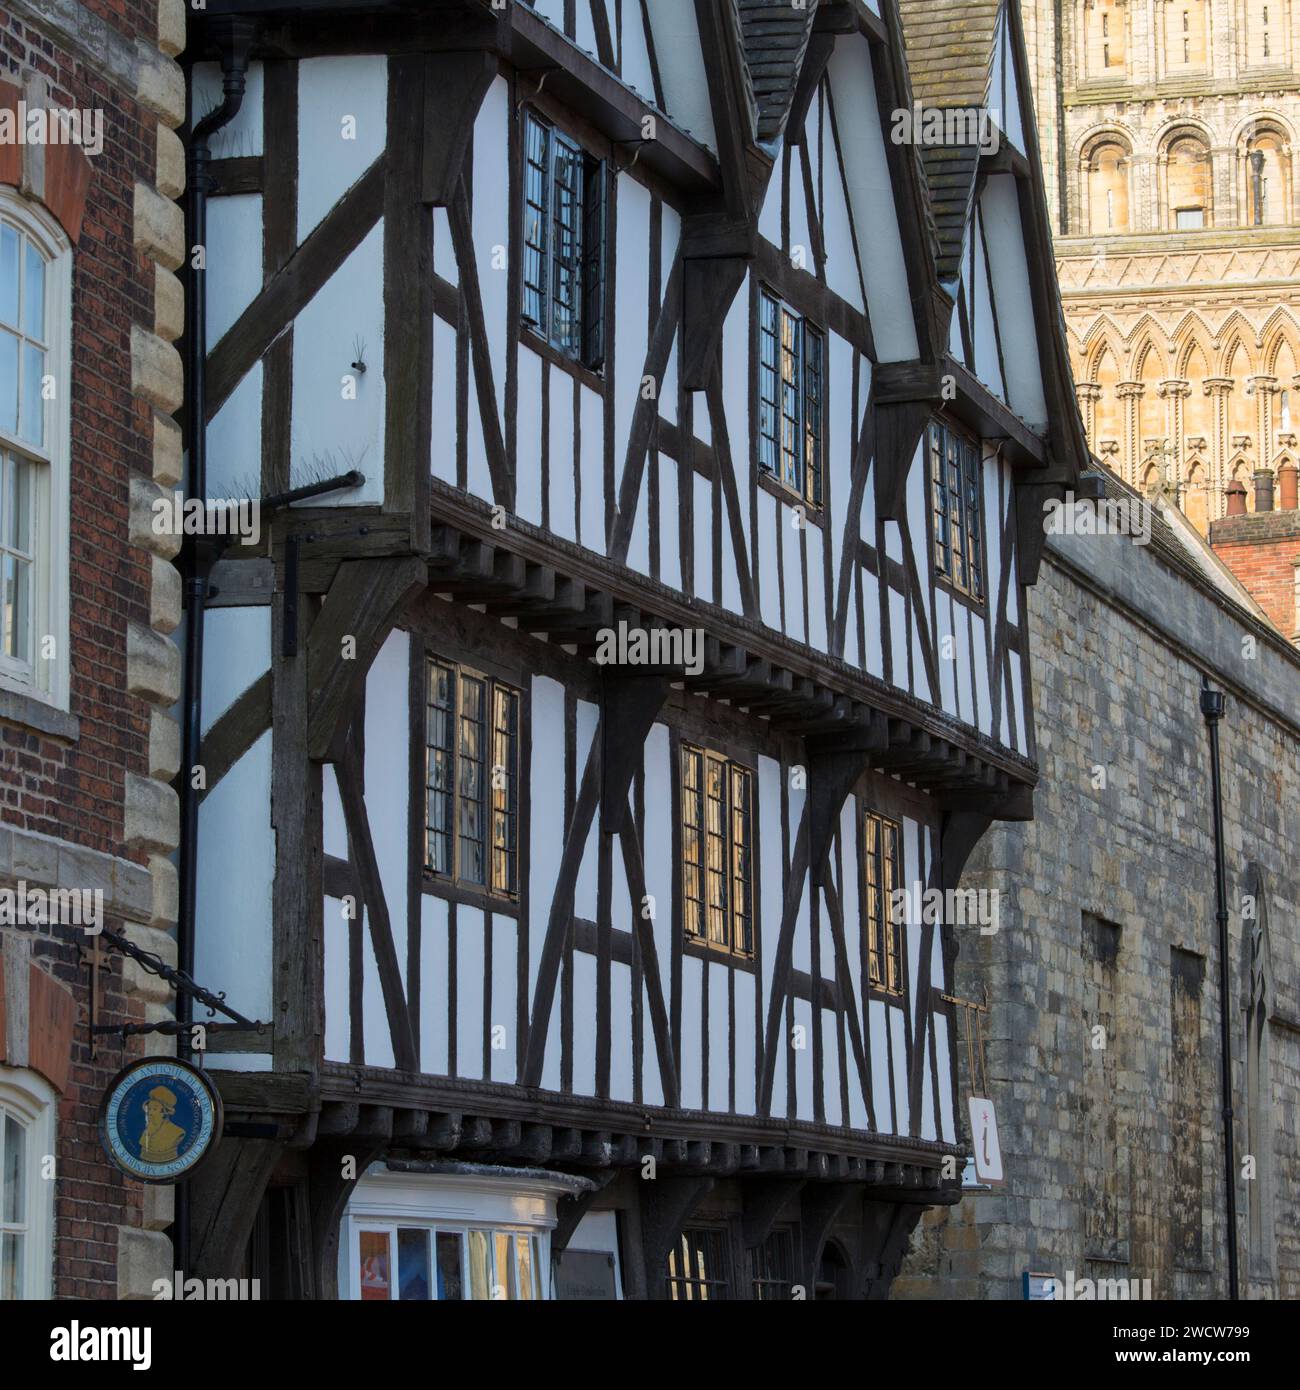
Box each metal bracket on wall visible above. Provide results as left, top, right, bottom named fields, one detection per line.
left=282, top=524, right=372, bottom=657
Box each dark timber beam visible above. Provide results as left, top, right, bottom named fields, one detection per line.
left=599, top=670, right=669, bottom=833
left=189, top=1136, right=286, bottom=1280
left=938, top=810, right=996, bottom=892
left=640, top=1176, right=715, bottom=1302
left=680, top=248, right=749, bottom=392
left=798, top=1183, right=856, bottom=1294
left=205, top=155, right=386, bottom=423
left=306, top=1136, right=388, bottom=1300
left=421, top=48, right=497, bottom=206
left=197, top=671, right=271, bottom=805
left=1016, top=477, right=1069, bottom=588
left=553, top=1174, right=617, bottom=1256
left=304, top=556, right=426, bottom=762
left=741, top=1177, right=805, bottom=1249
left=873, top=362, right=945, bottom=521
left=806, top=712, right=888, bottom=887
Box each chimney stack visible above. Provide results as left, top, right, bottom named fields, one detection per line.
left=1278, top=460, right=1298, bottom=510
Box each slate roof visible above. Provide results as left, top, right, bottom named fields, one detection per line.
left=735, top=0, right=821, bottom=144
left=897, top=0, right=1003, bottom=284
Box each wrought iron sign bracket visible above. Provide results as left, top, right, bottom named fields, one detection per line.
left=78, top=922, right=268, bottom=1057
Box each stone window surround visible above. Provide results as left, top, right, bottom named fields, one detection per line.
left=0, top=188, right=73, bottom=717
left=0, top=1067, right=56, bottom=1301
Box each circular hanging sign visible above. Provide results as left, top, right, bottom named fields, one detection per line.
left=98, top=1058, right=222, bottom=1184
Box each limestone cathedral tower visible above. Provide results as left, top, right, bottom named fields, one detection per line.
left=1019, top=1, right=1300, bottom=534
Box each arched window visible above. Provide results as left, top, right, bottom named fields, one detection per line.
left=1244, top=0, right=1286, bottom=67
left=1084, top=1, right=1127, bottom=78
left=0, top=191, right=71, bottom=709
left=0, top=1069, right=56, bottom=1300
left=1167, top=1, right=1209, bottom=70
left=1087, top=140, right=1131, bottom=233
left=1245, top=130, right=1291, bottom=227
left=1166, top=135, right=1212, bottom=229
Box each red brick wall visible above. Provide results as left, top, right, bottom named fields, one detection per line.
left=0, top=8, right=157, bottom=862
left=1210, top=512, right=1300, bottom=643
left=0, top=3, right=166, bottom=1298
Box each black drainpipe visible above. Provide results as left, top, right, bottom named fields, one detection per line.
left=176, top=15, right=256, bottom=1281
left=1200, top=676, right=1239, bottom=1301
left=1054, top=0, right=1068, bottom=234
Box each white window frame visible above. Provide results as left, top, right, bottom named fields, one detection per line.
left=0, top=1068, right=57, bottom=1301
left=0, top=190, right=71, bottom=712
left=340, top=1166, right=589, bottom=1301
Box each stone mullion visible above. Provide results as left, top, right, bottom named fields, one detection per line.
left=1117, top=381, right=1144, bottom=485
left=1205, top=379, right=1235, bottom=520
left=1078, top=382, right=1102, bottom=449
left=1159, top=378, right=1191, bottom=501
left=1251, top=376, right=1278, bottom=470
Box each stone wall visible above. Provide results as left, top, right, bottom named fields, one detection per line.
left=895, top=520, right=1300, bottom=1301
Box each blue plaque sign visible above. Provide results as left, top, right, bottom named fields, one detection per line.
left=98, top=1058, right=222, bottom=1184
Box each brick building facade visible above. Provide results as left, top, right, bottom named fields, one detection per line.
left=1210, top=507, right=1300, bottom=642
left=0, top=0, right=186, bottom=1299
left=895, top=479, right=1300, bottom=1300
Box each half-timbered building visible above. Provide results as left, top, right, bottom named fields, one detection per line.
left=182, top=0, right=1090, bottom=1299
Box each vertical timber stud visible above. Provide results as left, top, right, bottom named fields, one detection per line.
left=272, top=577, right=323, bottom=1074
left=386, top=56, right=435, bottom=541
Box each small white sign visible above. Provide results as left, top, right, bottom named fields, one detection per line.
left=968, top=1096, right=1004, bottom=1185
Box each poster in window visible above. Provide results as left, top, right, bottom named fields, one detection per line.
left=359, top=1231, right=391, bottom=1301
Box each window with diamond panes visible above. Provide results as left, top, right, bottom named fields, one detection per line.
left=758, top=288, right=824, bottom=507
left=425, top=660, right=520, bottom=898
left=681, top=746, right=753, bottom=958
left=522, top=112, right=606, bottom=370
left=864, top=809, right=903, bottom=996
left=928, top=419, right=985, bottom=602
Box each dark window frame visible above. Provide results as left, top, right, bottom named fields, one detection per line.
left=680, top=744, right=755, bottom=961
left=521, top=109, right=606, bottom=372
left=757, top=286, right=825, bottom=509
left=927, top=417, right=986, bottom=605
left=666, top=1226, right=733, bottom=1301
left=424, top=657, right=522, bottom=901
left=750, top=1227, right=797, bottom=1300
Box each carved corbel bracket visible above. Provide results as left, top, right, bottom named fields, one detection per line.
left=599, top=669, right=670, bottom=833
left=679, top=218, right=755, bottom=390
left=805, top=712, right=888, bottom=887
left=872, top=362, right=946, bottom=521
left=421, top=49, right=500, bottom=207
